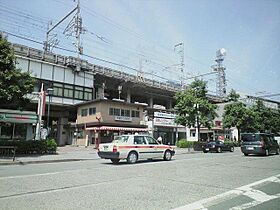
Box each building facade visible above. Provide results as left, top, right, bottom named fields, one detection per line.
left=75, top=99, right=147, bottom=146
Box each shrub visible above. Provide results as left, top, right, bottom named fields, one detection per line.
left=193, top=141, right=207, bottom=151
left=0, top=139, right=57, bottom=154
left=224, top=140, right=240, bottom=147
left=46, top=138, right=57, bottom=153
left=176, top=139, right=194, bottom=148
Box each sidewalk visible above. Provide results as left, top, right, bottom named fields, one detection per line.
left=0, top=146, right=199, bottom=165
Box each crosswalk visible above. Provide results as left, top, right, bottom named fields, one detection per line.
left=173, top=174, right=280, bottom=210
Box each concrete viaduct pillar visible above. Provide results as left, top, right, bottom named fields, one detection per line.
left=149, top=97, right=153, bottom=108
left=57, top=117, right=69, bottom=146
left=166, top=100, right=173, bottom=110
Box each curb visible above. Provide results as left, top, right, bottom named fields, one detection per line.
left=0, top=158, right=98, bottom=166
left=0, top=150, right=201, bottom=165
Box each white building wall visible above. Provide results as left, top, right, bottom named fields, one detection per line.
left=64, top=68, right=74, bottom=84
left=29, top=60, right=41, bottom=78
left=53, top=66, right=65, bottom=82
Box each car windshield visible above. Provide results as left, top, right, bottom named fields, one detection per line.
left=112, top=135, right=129, bottom=143
left=241, top=134, right=260, bottom=142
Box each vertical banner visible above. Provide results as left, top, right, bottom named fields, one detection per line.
left=40, top=85, right=46, bottom=116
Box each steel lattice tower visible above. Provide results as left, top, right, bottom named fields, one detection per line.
left=212, top=49, right=226, bottom=98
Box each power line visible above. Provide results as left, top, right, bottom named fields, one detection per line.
left=2, top=30, right=171, bottom=81
left=256, top=93, right=280, bottom=98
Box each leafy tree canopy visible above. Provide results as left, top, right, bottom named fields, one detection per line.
left=175, top=79, right=217, bottom=130
left=0, top=34, right=35, bottom=109
left=227, top=89, right=240, bottom=102
left=223, top=96, right=280, bottom=136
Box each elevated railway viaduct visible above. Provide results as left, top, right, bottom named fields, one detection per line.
left=9, top=43, right=222, bottom=145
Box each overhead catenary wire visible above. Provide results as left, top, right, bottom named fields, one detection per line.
left=1, top=30, right=176, bottom=82
left=1, top=1, right=204, bottom=79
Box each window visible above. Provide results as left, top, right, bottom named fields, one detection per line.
left=89, top=107, right=96, bottom=115
left=84, top=88, right=93, bottom=101
left=121, top=109, right=130, bottom=117
left=81, top=108, right=88, bottom=117
left=125, top=110, right=130, bottom=117
left=64, top=84, right=74, bottom=98
left=134, top=136, right=146, bottom=144
left=145, top=136, right=159, bottom=145
left=112, top=135, right=129, bottom=143
left=114, top=108, right=120, bottom=116
left=109, top=108, right=114, bottom=116
left=53, top=83, right=63, bottom=97
left=75, top=86, right=84, bottom=100
left=132, top=110, right=140, bottom=118
left=109, top=108, right=130, bottom=116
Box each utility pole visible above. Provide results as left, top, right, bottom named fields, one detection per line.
left=212, top=48, right=227, bottom=98
left=44, top=0, right=84, bottom=72
left=64, top=0, right=84, bottom=72
left=44, top=6, right=78, bottom=53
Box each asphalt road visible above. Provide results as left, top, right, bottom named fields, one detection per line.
left=0, top=149, right=279, bottom=210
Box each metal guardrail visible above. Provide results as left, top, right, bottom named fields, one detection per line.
left=0, top=146, right=17, bottom=161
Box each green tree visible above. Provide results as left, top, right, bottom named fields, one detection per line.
left=222, top=101, right=251, bottom=140
left=249, top=99, right=280, bottom=133
left=271, top=107, right=280, bottom=134
left=0, top=34, right=35, bottom=109
left=175, top=79, right=217, bottom=141
left=227, top=89, right=240, bottom=102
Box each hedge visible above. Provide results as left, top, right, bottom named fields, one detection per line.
left=176, top=139, right=193, bottom=148
left=0, top=139, right=57, bottom=154
left=224, top=140, right=240, bottom=147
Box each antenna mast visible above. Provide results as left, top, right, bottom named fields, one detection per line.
left=174, top=43, right=185, bottom=88
left=212, top=48, right=227, bottom=97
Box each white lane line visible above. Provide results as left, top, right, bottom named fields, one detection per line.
left=172, top=174, right=280, bottom=210
left=242, top=188, right=276, bottom=202
left=0, top=171, right=65, bottom=180
left=0, top=156, right=215, bottom=180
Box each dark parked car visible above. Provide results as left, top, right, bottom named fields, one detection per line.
left=203, top=141, right=234, bottom=153
left=241, top=133, right=280, bottom=156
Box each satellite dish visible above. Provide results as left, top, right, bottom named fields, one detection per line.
left=216, top=48, right=226, bottom=57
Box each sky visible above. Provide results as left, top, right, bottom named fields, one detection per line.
left=0, top=0, right=279, bottom=101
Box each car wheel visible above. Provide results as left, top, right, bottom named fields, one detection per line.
left=244, top=153, right=248, bottom=156
left=217, top=147, right=222, bottom=153
left=276, top=148, right=279, bottom=155
left=110, top=159, right=120, bottom=164
left=164, top=150, right=172, bottom=161
left=127, top=151, right=138, bottom=164
left=265, top=149, right=269, bottom=156
left=203, top=150, right=208, bottom=153
left=230, top=147, right=234, bottom=152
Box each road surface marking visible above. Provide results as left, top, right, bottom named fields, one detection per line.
left=172, top=174, right=280, bottom=210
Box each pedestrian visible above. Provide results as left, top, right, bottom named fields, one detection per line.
left=157, top=136, right=162, bottom=144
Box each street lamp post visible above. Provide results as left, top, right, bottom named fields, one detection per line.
left=47, top=88, right=54, bottom=134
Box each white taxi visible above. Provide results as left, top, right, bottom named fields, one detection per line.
left=97, top=134, right=176, bottom=164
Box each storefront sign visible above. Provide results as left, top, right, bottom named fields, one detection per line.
left=114, top=116, right=132, bottom=122
left=0, top=112, right=38, bottom=124
left=154, top=112, right=176, bottom=119
left=154, top=118, right=176, bottom=127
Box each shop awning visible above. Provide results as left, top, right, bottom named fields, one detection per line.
left=86, top=126, right=148, bottom=132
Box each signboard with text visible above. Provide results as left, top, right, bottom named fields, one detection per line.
left=154, top=112, right=176, bottom=119
left=114, top=116, right=132, bottom=122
